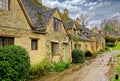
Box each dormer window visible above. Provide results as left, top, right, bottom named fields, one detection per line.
left=54, top=17, right=61, bottom=31
left=0, top=0, right=9, bottom=10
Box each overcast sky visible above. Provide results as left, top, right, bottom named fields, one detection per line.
left=42, top=0, right=120, bottom=27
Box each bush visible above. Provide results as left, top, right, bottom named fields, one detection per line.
left=116, top=66, right=120, bottom=74
left=29, top=58, right=51, bottom=79
left=0, top=45, right=30, bottom=81
left=50, top=62, right=70, bottom=72
left=106, top=42, right=116, bottom=47
left=85, top=50, right=93, bottom=57
left=105, top=36, right=117, bottom=47
left=72, top=50, right=85, bottom=63
left=105, top=36, right=117, bottom=42
left=85, top=50, right=93, bottom=60
left=98, top=49, right=105, bottom=54
left=105, top=46, right=110, bottom=51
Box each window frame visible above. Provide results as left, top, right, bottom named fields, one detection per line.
left=0, top=0, right=10, bottom=10
left=0, top=37, right=14, bottom=46
left=53, top=17, right=61, bottom=31
left=31, top=39, right=38, bottom=50
left=51, top=42, right=59, bottom=55
left=74, top=44, right=77, bottom=50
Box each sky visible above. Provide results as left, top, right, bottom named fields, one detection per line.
left=42, top=0, right=120, bottom=27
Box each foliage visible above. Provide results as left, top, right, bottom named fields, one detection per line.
left=104, top=26, right=113, bottom=31
left=45, top=6, right=51, bottom=10
left=72, top=50, right=85, bottom=63
left=29, top=58, right=51, bottom=79
left=105, top=36, right=117, bottom=42
left=50, top=62, right=70, bottom=72
left=113, top=54, right=120, bottom=81
left=112, top=42, right=120, bottom=50
left=29, top=58, right=70, bottom=79
left=106, top=42, right=116, bottom=47
left=105, top=46, right=111, bottom=51
left=85, top=50, right=93, bottom=60
left=105, top=36, right=117, bottom=47
left=0, top=45, right=30, bottom=81
left=97, top=49, right=105, bottom=54
left=36, top=12, right=41, bottom=21
left=116, top=66, right=120, bottom=74
left=114, top=79, right=120, bottom=81
left=85, top=50, right=93, bottom=57
left=73, top=36, right=79, bottom=42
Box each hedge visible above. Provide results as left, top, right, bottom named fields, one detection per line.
left=0, top=45, right=30, bottom=81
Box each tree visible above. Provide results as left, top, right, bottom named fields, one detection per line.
left=101, top=15, right=120, bottom=30
left=79, top=12, right=89, bottom=28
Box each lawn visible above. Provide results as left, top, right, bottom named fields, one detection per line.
left=112, top=42, right=120, bottom=50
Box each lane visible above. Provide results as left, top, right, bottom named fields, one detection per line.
left=43, top=50, right=120, bottom=81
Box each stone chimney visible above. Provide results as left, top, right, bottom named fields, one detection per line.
left=64, top=8, right=69, bottom=16
left=76, top=18, right=80, bottom=24
left=37, top=0, right=42, bottom=4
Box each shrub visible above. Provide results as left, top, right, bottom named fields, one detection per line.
left=98, top=49, right=105, bottom=54
left=104, top=26, right=113, bottom=31
left=106, top=42, right=116, bottom=47
left=29, top=58, right=51, bottom=79
left=50, top=62, right=70, bottom=72
left=105, top=36, right=117, bottom=42
left=105, top=46, right=110, bottom=51
left=105, top=36, right=117, bottom=47
left=117, top=66, right=120, bottom=74
left=85, top=50, right=93, bottom=60
left=85, top=50, right=93, bottom=57
left=72, top=50, right=85, bottom=63
left=0, top=45, right=30, bottom=81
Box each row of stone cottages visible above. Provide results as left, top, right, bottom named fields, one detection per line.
left=0, top=0, right=105, bottom=65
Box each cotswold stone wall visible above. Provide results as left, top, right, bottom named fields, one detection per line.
left=0, top=0, right=46, bottom=65
left=45, top=10, right=71, bottom=63
left=0, top=0, right=72, bottom=64
left=0, top=0, right=30, bottom=30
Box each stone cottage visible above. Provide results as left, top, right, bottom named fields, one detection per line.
left=0, top=0, right=71, bottom=65
left=60, top=9, right=94, bottom=53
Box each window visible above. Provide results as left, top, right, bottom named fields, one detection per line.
left=85, top=45, right=87, bottom=50
left=31, top=39, right=38, bottom=50
left=0, top=37, right=14, bottom=46
left=51, top=42, right=59, bottom=55
left=54, top=18, right=61, bottom=31
left=74, top=44, right=77, bottom=50
left=0, top=0, right=9, bottom=10
left=78, top=44, right=81, bottom=50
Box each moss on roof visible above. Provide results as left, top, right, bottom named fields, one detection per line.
left=31, top=0, right=50, bottom=10
left=44, top=6, right=51, bottom=10
left=60, top=14, right=74, bottom=23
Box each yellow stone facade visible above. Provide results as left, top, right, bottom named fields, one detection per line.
left=0, top=0, right=71, bottom=65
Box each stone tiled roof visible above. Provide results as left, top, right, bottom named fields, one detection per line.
left=60, top=13, right=74, bottom=29
left=78, top=34, right=91, bottom=41
left=104, top=30, right=120, bottom=36
left=75, top=24, right=84, bottom=30
left=109, top=30, right=120, bottom=36
left=64, top=22, right=74, bottom=29
left=21, top=0, right=56, bottom=32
